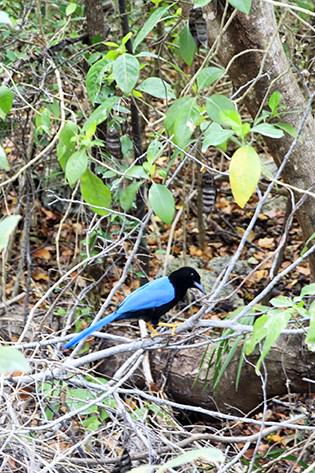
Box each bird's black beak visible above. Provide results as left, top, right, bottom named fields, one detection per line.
left=193, top=281, right=206, bottom=295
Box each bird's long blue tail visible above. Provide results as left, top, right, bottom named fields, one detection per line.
left=64, top=312, right=118, bottom=349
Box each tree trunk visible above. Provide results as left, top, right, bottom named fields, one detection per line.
left=98, top=332, right=315, bottom=413
left=205, top=0, right=315, bottom=277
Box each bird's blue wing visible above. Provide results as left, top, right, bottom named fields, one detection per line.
left=116, top=276, right=175, bottom=315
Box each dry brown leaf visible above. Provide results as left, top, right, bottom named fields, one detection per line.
left=258, top=237, right=274, bottom=249
left=33, top=247, right=52, bottom=260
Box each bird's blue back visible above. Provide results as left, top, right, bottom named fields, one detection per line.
left=64, top=276, right=175, bottom=349
left=116, top=276, right=175, bottom=315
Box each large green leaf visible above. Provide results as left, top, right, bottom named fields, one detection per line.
left=57, top=121, right=79, bottom=171
left=245, top=309, right=291, bottom=374
left=228, top=0, right=252, bottom=14
left=158, top=447, right=224, bottom=472
left=252, top=123, right=284, bottom=138
left=196, top=67, right=225, bottom=91
left=83, top=96, right=118, bottom=137
left=202, top=123, right=234, bottom=151
left=112, top=54, right=140, bottom=94
left=0, top=85, right=14, bottom=120
left=120, top=181, right=142, bottom=212
left=0, top=144, right=9, bottom=170
left=268, top=91, right=281, bottom=116
left=148, top=183, right=175, bottom=224
left=164, top=97, right=200, bottom=147
left=0, top=347, right=30, bottom=374
left=65, top=150, right=88, bottom=186
left=206, top=95, right=236, bottom=124
left=80, top=170, right=112, bottom=216
left=229, top=145, right=261, bottom=208
left=86, top=57, right=111, bottom=104
left=0, top=215, right=21, bottom=252
left=137, top=77, right=176, bottom=100
left=178, top=23, right=197, bottom=66
left=305, top=300, right=315, bottom=351
left=133, top=5, right=170, bottom=52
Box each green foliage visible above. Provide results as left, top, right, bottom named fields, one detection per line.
left=0, top=346, right=30, bottom=374
left=57, top=121, right=79, bottom=171
left=228, top=0, right=252, bottom=14
left=305, top=300, right=315, bottom=351
left=0, top=144, right=9, bottom=170
left=178, top=23, right=197, bottom=66
left=206, top=94, right=236, bottom=124
left=120, top=181, right=142, bottom=212
left=137, top=77, right=176, bottom=100
left=164, top=97, right=200, bottom=147
left=112, top=53, right=140, bottom=94
left=130, top=447, right=224, bottom=472
left=80, top=170, right=112, bottom=216
left=196, top=66, right=225, bottom=91
left=0, top=215, right=21, bottom=251
left=133, top=5, right=171, bottom=52
left=65, top=150, right=88, bottom=186
left=148, top=183, right=175, bottom=224
left=0, top=85, right=13, bottom=120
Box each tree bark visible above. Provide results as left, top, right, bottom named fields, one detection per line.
left=205, top=0, right=315, bottom=277
left=98, top=332, right=315, bottom=413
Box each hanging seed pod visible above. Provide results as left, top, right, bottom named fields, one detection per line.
left=106, top=124, right=122, bottom=159
left=202, top=172, right=217, bottom=213
left=113, top=447, right=132, bottom=473
left=189, top=8, right=208, bottom=48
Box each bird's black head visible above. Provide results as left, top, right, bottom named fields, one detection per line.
left=168, top=266, right=205, bottom=299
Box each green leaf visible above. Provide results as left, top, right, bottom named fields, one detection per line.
left=66, top=2, right=77, bottom=15
left=149, top=183, right=175, bottom=224
left=178, top=23, right=197, bottom=66
left=220, top=109, right=242, bottom=132
left=35, top=107, right=51, bottom=134
left=57, top=121, right=78, bottom=171
left=228, top=0, right=252, bottom=14
left=305, top=300, right=315, bottom=351
left=0, top=11, right=12, bottom=26
left=193, top=0, right=213, bottom=6
left=82, top=415, right=101, bottom=431
left=158, top=447, right=224, bottom=472
left=65, top=150, right=88, bottom=186
left=201, top=123, right=234, bottom=151
left=120, top=181, right=142, bottom=212
left=66, top=387, right=98, bottom=414
left=274, top=122, right=297, bottom=138
left=125, top=165, right=148, bottom=179
left=251, top=123, right=284, bottom=138
left=137, top=77, right=176, bottom=100
left=112, top=54, right=140, bottom=94
left=147, top=139, right=163, bottom=163
left=206, top=95, right=236, bottom=124
left=196, top=67, right=225, bottom=91
left=300, top=283, right=315, bottom=298
left=0, top=144, right=9, bottom=170
left=268, top=91, right=281, bottom=116
left=86, top=57, right=111, bottom=104
left=0, top=85, right=14, bottom=120
left=245, top=309, right=291, bottom=374
left=133, top=5, right=170, bottom=52
left=0, top=347, right=30, bottom=374
left=270, top=296, right=293, bottom=308
left=164, top=97, right=200, bottom=147
left=0, top=215, right=21, bottom=251
left=229, top=145, right=261, bottom=208
left=83, top=96, right=118, bottom=136
left=80, top=170, right=112, bottom=216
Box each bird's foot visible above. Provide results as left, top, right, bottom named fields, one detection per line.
left=158, top=322, right=181, bottom=336
left=146, top=322, right=160, bottom=337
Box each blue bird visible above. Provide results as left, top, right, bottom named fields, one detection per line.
left=64, top=266, right=205, bottom=349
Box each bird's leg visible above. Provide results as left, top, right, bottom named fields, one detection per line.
left=158, top=322, right=181, bottom=335
left=146, top=322, right=160, bottom=337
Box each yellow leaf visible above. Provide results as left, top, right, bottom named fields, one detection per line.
left=229, top=146, right=261, bottom=208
